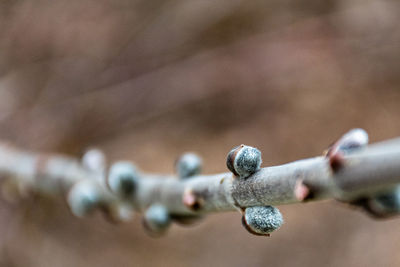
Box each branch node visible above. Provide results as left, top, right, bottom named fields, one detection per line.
left=294, top=180, right=311, bottom=201
left=182, top=188, right=204, bottom=211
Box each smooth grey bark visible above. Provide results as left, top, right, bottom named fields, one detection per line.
left=1, top=137, right=400, bottom=216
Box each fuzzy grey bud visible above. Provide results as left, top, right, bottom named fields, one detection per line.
left=227, top=145, right=262, bottom=178
left=366, top=185, right=400, bottom=217
left=143, top=204, right=171, bottom=235
left=242, top=206, right=283, bottom=236
left=67, top=180, right=100, bottom=217
left=327, top=129, right=369, bottom=173
left=328, top=128, right=369, bottom=157
left=338, top=128, right=369, bottom=151
left=82, top=149, right=106, bottom=173
left=108, top=162, right=139, bottom=197
left=176, top=153, right=202, bottom=179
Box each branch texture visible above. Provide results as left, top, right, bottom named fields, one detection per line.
left=1, top=129, right=400, bottom=236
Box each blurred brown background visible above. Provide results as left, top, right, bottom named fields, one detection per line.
left=0, top=0, right=399, bottom=266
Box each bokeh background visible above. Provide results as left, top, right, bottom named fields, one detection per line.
left=0, top=0, right=399, bottom=266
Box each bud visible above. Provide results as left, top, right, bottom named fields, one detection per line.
left=242, top=206, right=283, bottom=236
left=176, top=153, right=202, bottom=179
left=227, top=145, right=262, bottom=178
left=108, top=162, right=139, bottom=197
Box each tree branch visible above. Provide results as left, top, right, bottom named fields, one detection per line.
left=1, top=129, right=400, bottom=236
